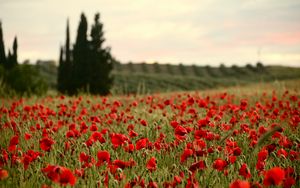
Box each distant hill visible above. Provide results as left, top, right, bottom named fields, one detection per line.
left=37, top=61, right=300, bottom=95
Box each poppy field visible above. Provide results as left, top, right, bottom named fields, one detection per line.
left=0, top=81, right=299, bottom=188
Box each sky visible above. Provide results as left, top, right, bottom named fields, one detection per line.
left=0, top=0, right=300, bottom=67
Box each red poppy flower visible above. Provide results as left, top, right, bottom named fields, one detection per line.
left=96, top=150, right=110, bottom=166
left=80, top=122, right=88, bottom=133
left=189, top=160, right=206, bottom=173
left=146, top=157, right=157, bottom=172
left=229, top=156, right=236, bottom=164
left=180, top=148, right=193, bottom=163
left=239, top=163, right=251, bottom=179
left=175, top=125, right=187, bottom=136
left=66, top=131, right=75, bottom=138
left=289, top=150, right=299, bottom=161
left=42, top=165, right=76, bottom=186
left=140, top=119, right=148, bottom=126
left=110, top=133, right=128, bottom=148
left=258, top=148, right=268, bottom=161
left=59, top=167, right=77, bottom=186
left=90, top=123, right=98, bottom=131
left=148, top=181, right=158, bottom=188
left=213, top=158, right=227, bottom=171
left=0, top=152, right=7, bottom=168
left=113, top=159, right=136, bottom=169
left=170, top=121, right=179, bottom=128
left=233, top=147, right=242, bottom=156
left=8, top=135, right=19, bottom=152
left=124, top=143, right=135, bottom=153
left=197, top=118, right=210, bottom=127
left=258, top=126, right=268, bottom=136
left=256, top=160, right=265, bottom=171
left=136, top=138, right=148, bottom=150
left=39, top=137, right=55, bottom=152
left=186, top=175, right=199, bottom=188
left=74, top=168, right=84, bottom=178
left=79, top=152, right=90, bottom=163
left=174, top=175, right=182, bottom=184
left=230, top=180, right=250, bottom=188
left=22, top=150, right=41, bottom=170
left=0, top=169, right=8, bottom=180
left=194, top=130, right=207, bottom=139
left=277, top=148, right=288, bottom=158
left=129, top=130, right=138, bottom=138
left=263, top=167, right=285, bottom=186
left=91, top=132, right=105, bottom=143
left=283, top=177, right=296, bottom=188
left=24, top=133, right=32, bottom=140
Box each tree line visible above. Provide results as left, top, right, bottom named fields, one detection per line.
left=57, top=13, right=113, bottom=95
left=1, top=12, right=114, bottom=97
left=0, top=22, right=47, bottom=96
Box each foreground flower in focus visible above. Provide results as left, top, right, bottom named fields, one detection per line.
left=0, top=169, right=8, bottom=180
left=263, top=167, right=285, bottom=186
left=230, top=179, right=250, bottom=188
left=42, top=165, right=76, bottom=186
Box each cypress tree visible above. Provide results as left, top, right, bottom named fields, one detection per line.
left=89, top=13, right=113, bottom=95
left=4, top=37, right=18, bottom=70
left=12, top=37, right=18, bottom=67
left=58, top=19, right=73, bottom=94
left=6, top=50, right=12, bottom=70
left=64, top=19, right=73, bottom=93
left=0, top=22, right=6, bottom=66
left=65, top=19, right=71, bottom=65
left=57, top=12, right=114, bottom=95
left=57, top=46, right=65, bottom=92
left=73, top=13, right=89, bottom=94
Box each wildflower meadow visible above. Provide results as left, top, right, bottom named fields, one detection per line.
left=0, top=81, right=299, bottom=187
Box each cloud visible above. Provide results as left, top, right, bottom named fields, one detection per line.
left=0, top=0, right=299, bottom=66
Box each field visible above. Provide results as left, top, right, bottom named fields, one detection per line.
left=37, top=62, right=300, bottom=95
left=112, top=64, right=300, bottom=94
left=0, top=79, right=299, bottom=187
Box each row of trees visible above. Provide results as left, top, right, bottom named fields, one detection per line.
left=114, top=61, right=265, bottom=76
left=0, top=22, right=47, bottom=96
left=57, top=13, right=113, bottom=95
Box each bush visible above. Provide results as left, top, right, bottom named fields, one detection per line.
left=245, top=63, right=256, bottom=72
left=5, top=64, right=48, bottom=96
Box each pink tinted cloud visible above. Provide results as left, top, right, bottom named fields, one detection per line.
left=229, top=31, right=300, bottom=47
left=266, top=31, right=300, bottom=45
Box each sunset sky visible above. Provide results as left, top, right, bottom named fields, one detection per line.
left=0, top=0, right=299, bottom=66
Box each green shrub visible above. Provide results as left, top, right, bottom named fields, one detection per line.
left=5, top=64, right=48, bottom=96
